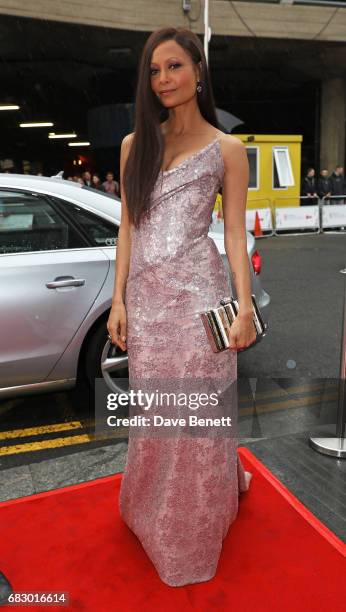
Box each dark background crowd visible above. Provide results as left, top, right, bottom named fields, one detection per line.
left=301, top=164, right=345, bottom=204
left=65, top=170, right=120, bottom=197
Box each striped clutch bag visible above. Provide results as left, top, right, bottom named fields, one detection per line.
left=200, top=294, right=267, bottom=353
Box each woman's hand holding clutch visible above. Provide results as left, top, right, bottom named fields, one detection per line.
left=200, top=295, right=266, bottom=353
left=226, top=312, right=257, bottom=351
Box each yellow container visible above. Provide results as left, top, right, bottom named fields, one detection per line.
left=214, top=134, right=303, bottom=215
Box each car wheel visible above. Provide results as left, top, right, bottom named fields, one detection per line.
left=84, top=320, right=129, bottom=394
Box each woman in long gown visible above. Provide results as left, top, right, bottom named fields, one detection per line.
left=107, top=27, right=256, bottom=588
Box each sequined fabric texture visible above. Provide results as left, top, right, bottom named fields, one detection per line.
left=119, top=137, right=252, bottom=587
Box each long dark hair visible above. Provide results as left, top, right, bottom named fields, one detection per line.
left=123, top=26, right=219, bottom=228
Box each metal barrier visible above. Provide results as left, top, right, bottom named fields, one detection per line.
left=321, top=195, right=346, bottom=206
left=320, top=195, right=346, bottom=234
left=217, top=196, right=346, bottom=238
left=309, top=269, right=346, bottom=458
left=273, top=196, right=320, bottom=236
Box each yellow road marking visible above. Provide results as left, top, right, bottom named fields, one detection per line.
left=239, top=391, right=337, bottom=415
left=0, top=430, right=129, bottom=456
left=239, top=381, right=336, bottom=402
left=0, top=434, right=91, bottom=456
left=0, top=421, right=83, bottom=440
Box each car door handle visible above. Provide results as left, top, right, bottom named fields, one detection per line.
left=46, top=277, right=86, bottom=289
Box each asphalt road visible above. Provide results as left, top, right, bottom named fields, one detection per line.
left=239, top=231, right=346, bottom=379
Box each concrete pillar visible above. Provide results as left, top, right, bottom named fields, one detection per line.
left=320, top=77, right=345, bottom=172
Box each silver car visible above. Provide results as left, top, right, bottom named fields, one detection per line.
left=0, top=174, right=270, bottom=399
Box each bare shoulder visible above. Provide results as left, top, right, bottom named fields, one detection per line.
left=218, top=134, right=246, bottom=167
left=121, top=132, right=135, bottom=150
left=120, top=133, right=135, bottom=168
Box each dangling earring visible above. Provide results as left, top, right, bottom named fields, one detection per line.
left=196, top=80, right=202, bottom=93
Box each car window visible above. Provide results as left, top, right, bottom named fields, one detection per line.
left=59, top=202, right=118, bottom=247
left=0, top=190, right=86, bottom=254
left=82, top=185, right=118, bottom=201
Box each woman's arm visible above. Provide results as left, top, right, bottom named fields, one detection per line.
left=112, top=133, right=134, bottom=306
left=107, top=133, right=134, bottom=350
left=221, top=135, right=253, bottom=317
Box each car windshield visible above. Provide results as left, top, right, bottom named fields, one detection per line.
left=81, top=185, right=119, bottom=201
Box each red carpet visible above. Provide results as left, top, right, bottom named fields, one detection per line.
left=0, top=447, right=345, bottom=611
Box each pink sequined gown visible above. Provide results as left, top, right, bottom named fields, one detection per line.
left=119, top=136, right=252, bottom=587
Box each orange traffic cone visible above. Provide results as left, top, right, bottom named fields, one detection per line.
left=254, top=210, right=263, bottom=237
